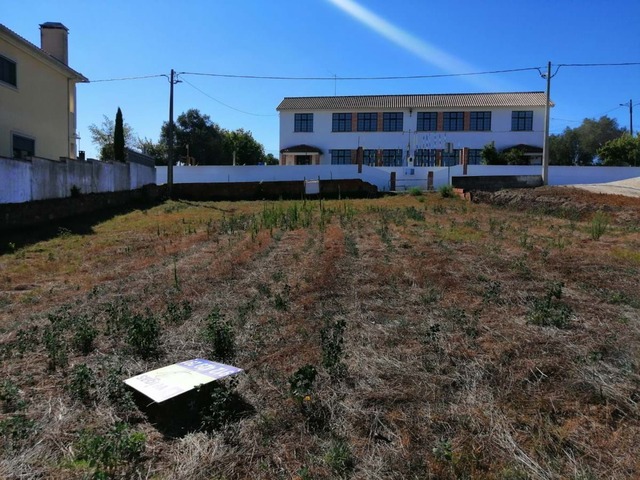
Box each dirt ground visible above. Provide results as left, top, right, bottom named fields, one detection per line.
left=567, top=176, right=640, bottom=198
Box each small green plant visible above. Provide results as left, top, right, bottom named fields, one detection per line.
left=199, top=379, right=247, bottom=431
left=42, top=323, right=68, bottom=372
left=289, top=365, right=317, bottom=402
left=72, top=314, right=98, bottom=355
left=1, top=380, right=26, bottom=413
left=68, top=364, right=95, bottom=404
left=75, top=423, right=146, bottom=478
left=126, top=310, right=161, bottom=359
left=324, top=438, right=354, bottom=477
left=432, top=438, right=453, bottom=462
left=408, top=186, right=422, bottom=196
left=165, top=299, right=192, bottom=325
left=404, top=206, right=424, bottom=222
left=204, top=306, right=235, bottom=361
left=438, top=184, right=455, bottom=198
left=590, top=211, right=609, bottom=240
left=527, top=281, right=573, bottom=329
left=273, top=284, right=291, bottom=311
left=0, top=415, right=36, bottom=451
left=103, top=366, right=137, bottom=417
left=70, top=184, right=81, bottom=197
left=14, top=326, right=39, bottom=357
left=320, top=318, right=347, bottom=378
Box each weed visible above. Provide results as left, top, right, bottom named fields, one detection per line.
left=483, top=280, right=503, bottom=304
left=273, top=284, right=291, bottom=311
left=165, top=299, right=192, bottom=325
left=0, top=415, right=36, bottom=451
left=324, top=438, right=354, bottom=477
left=199, top=378, right=249, bottom=431
left=14, top=326, right=39, bottom=357
left=105, top=298, right=132, bottom=336
left=321, top=318, right=347, bottom=378
left=72, top=314, right=98, bottom=355
left=57, top=226, right=72, bottom=238
left=344, top=233, right=359, bottom=257
left=512, top=257, right=532, bottom=279
left=527, top=281, right=573, bottom=329
left=438, top=184, right=455, bottom=198
left=408, top=186, right=422, bottom=196
left=590, top=211, right=609, bottom=240
left=42, top=323, right=68, bottom=372
left=289, top=365, right=317, bottom=402
left=204, top=306, right=235, bottom=361
left=68, top=364, right=95, bottom=404
left=464, top=218, right=480, bottom=230
left=256, top=282, right=272, bottom=298
left=76, top=423, right=146, bottom=478
left=404, top=206, right=424, bottom=222
left=1, top=380, right=26, bottom=413
left=126, top=310, right=161, bottom=359
left=103, top=366, right=137, bottom=416
left=432, top=438, right=453, bottom=462
left=421, top=287, right=442, bottom=305
left=432, top=203, right=446, bottom=214
left=489, top=217, right=505, bottom=237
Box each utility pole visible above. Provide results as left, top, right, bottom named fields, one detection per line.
left=541, top=61, right=552, bottom=186
left=167, top=69, right=177, bottom=197
left=620, top=98, right=633, bottom=136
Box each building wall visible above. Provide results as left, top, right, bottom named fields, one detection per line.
left=0, top=31, right=77, bottom=160
left=279, top=107, right=546, bottom=165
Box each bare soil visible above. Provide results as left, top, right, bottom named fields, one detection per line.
left=1, top=188, right=639, bottom=479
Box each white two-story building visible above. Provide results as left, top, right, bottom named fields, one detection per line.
left=277, top=92, right=549, bottom=167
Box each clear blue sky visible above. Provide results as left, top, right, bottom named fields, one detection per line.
left=4, top=0, right=639, bottom=159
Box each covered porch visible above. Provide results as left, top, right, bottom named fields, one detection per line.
left=280, top=144, right=323, bottom=166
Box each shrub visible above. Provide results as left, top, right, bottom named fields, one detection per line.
left=320, top=318, right=347, bottom=378
left=42, top=323, right=68, bottom=372
left=289, top=365, right=317, bottom=402
left=76, top=423, right=146, bottom=478
left=72, top=315, right=98, bottom=355
left=0, top=415, right=36, bottom=451
left=165, top=299, right=192, bottom=325
left=127, top=310, right=161, bottom=359
left=204, top=307, right=235, bottom=361
left=527, top=281, right=573, bottom=329
left=68, top=364, right=95, bottom=404
left=103, top=366, right=137, bottom=417
left=590, top=211, right=609, bottom=240
left=324, top=438, right=354, bottom=477
left=199, top=379, right=247, bottom=431
left=0, top=380, right=26, bottom=413
left=438, top=184, right=455, bottom=198
left=408, top=186, right=422, bottom=196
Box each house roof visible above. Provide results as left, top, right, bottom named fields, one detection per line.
left=277, top=92, right=551, bottom=111
left=0, top=23, right=88, bottom=82
left=502, top=144, right=543, bottom=154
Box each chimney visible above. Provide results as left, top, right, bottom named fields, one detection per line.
left=40, top=22, right=69, bottom=65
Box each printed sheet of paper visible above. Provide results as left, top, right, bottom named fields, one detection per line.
left=124, top=359, right=243, bottom=403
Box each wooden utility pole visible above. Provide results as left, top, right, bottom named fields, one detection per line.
left=167, top=69, right=176, bottom=196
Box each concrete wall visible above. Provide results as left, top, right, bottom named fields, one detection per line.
left=157, top=164, right=640, bottom=193
left=1, top=156, right=156, bottom=204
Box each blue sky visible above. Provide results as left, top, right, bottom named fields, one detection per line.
left=4, top=0, right=639, bottom=159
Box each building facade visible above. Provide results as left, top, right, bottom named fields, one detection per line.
left=0, top=22, right=88, bottom=161
left=277, top=92, right=549, bottom=166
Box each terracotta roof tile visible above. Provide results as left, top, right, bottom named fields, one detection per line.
left=277, top=92, right=550, bottom=111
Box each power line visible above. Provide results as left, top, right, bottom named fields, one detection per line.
left=179, top=66, right=542, bottom=81
left=90, top=74, right=166, bottom=83
left=180, top=77, right=277, bottom=117
left=557, top=62, right=640, bottom=68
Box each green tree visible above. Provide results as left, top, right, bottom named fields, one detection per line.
left=223, top=129, right=265, bottom=165
left=549, top=116, right=625, bottom=165
left=264, top=153, right=279, bottom=165
left=597, top=134, right=640, bottom=166
left=502, top=148, right=528, bottom=165
left=161, top=109, right=226, bottom=165
left=136, top=137, right=167, bottom=165
left=114, top=107, right=125, bottom=162
left=88, top=115, right=135, bottom=161
left=481, top=143, right=503, bottom=165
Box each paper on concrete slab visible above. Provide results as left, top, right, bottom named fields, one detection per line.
left=124, top=359, right=243, bottom=403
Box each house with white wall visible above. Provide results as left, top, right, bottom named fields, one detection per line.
left=277, top=92, right=549, bottom=167
left=0, top=22, right=88, bottom=161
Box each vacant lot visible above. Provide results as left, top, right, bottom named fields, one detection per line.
left=1, top=189, right=639, bottom=479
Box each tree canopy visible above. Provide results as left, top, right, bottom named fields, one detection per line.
left=160, top=109, right=269, bottom=165
left=549, top=116, right=626, bottom=165
left=88, top=114, right=135, bottom=161
left=597, top=134, right=640, bottom=166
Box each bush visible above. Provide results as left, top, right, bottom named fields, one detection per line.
left=68, top=364, right=95, bottom=404
left=408, top=186, right=422, bottom=196
left=590, top=211, right=609, bottom=240
left=76, top=423, right=146, bottom=477
left=289, top=365, right=317, bottom=402
left=0, top=380, right=26, bottom=413
left=72, top=315, right=98, bottom=355
left=438, top=184, right=455, bottom=198
left=320, top=318, right=347, bottom=378
left=204, top=306, right=235, bottom=361
left=527, top=282, right=573, bottom=329
left=127, top=310, right=161, bottom=359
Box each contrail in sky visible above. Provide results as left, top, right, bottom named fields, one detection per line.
left=325, top=0, right=512, bottom=90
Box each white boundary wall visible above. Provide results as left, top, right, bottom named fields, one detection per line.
left=1, top=156, right=156, bottom=204
left=157, top=164, right=640, bottom=192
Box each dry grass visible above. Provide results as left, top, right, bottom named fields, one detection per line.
left=1, top=190, right=639, bottom=479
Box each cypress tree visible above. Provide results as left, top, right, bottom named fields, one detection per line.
left=114, top=107, right=125, bottom=162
